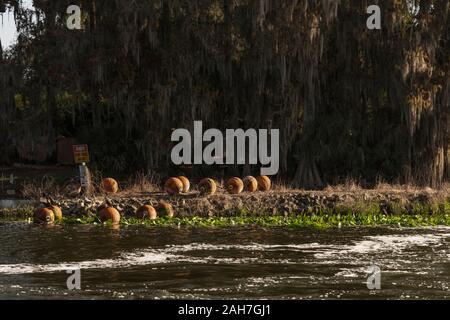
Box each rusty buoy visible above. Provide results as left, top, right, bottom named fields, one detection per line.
left=226, top=177, right=244, bottom=194
left=243, top=176, right=258, bottom=192
left=101, top=178, right=119, bottom=194
left=198, top=178, right=217, bottom=196
left=177, top=176, right=190, bottom=193
left=164, top=177, right=184, bottom=195
left=33, top=207, right=55, bottom=224
left=98, top=206, right=121, bottom=223
left=136, top=205, right=157, bottom=220
left=156, top=201, right=174, bottom=218
left=256, top=176, right=271, bottom=191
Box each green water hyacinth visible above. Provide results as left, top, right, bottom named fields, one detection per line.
left=2, top=212, right=449, bottom=229
left=1, top=200, right=450, bottom=228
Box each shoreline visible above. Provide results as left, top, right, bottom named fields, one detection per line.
left=1, top=189, right=450, bottom=227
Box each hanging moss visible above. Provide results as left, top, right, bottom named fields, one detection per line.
left=0, top=0, right=449, bottom=188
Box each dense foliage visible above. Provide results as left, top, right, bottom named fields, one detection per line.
left=0, top=0, right=449, bottom=188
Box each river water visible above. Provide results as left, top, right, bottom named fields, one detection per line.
left=0, top=222, right=448, bottom=299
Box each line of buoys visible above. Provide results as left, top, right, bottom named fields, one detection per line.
left=33, top=176, right=272, bottom=225
left=162, top=175, right=272, bottom=196
left=98, top=175, right=271, bottom=197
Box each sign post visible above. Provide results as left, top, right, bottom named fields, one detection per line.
left=72, top=145, right=91, bottom=195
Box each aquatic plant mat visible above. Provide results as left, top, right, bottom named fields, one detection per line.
left=1, top=189, right=450, bottom=228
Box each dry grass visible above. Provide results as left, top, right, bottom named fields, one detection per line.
left=21, top=175, right=62, bottom=199
left=323, top=177, right=364, bottom=193
left=272, top=178, right=297, bottom=192
left=374, top=183, right=423, bottom=193
left=16, top=169, right=450, bottom=202
left=119, top=170, right=161, bottom=196
left=440, top=183, right=450, bottom=194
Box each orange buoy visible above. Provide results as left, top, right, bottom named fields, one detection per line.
left=136, top=205, right=157, bottom=220
left=98, top=207, right=121, bottom=223
left=243, top=176, right=258, bottom=192
left=256, top=175, right=271, bottom=191
left=102, top=178, right=119, bottom=194
left=156, top=201, right=174, bottom=218
left=198, top=178, right=217, bottom=195
left=49, top=205, right=63, bottom=221
left=226, top=177, right=244, bottom=194
left=164, top=177, right=184, bottom=195
left=33, top=207, right=55, bottom=224
left=177, top=176, right=190, bottom=193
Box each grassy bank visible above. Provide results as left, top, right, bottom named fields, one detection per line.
left=1, top=201, right=450, bottom=228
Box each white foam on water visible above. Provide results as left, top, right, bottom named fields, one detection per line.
left=314, top=233, right=450, bottom=259
left=163, top=242, right=325, bottom=252
left=0, top=247, right=196, bottom=275
left=0, top=231, right=448, bottom=275
left=0, top=245, right=296, bottom=275
left=334, top=269, right=360, bottom=278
